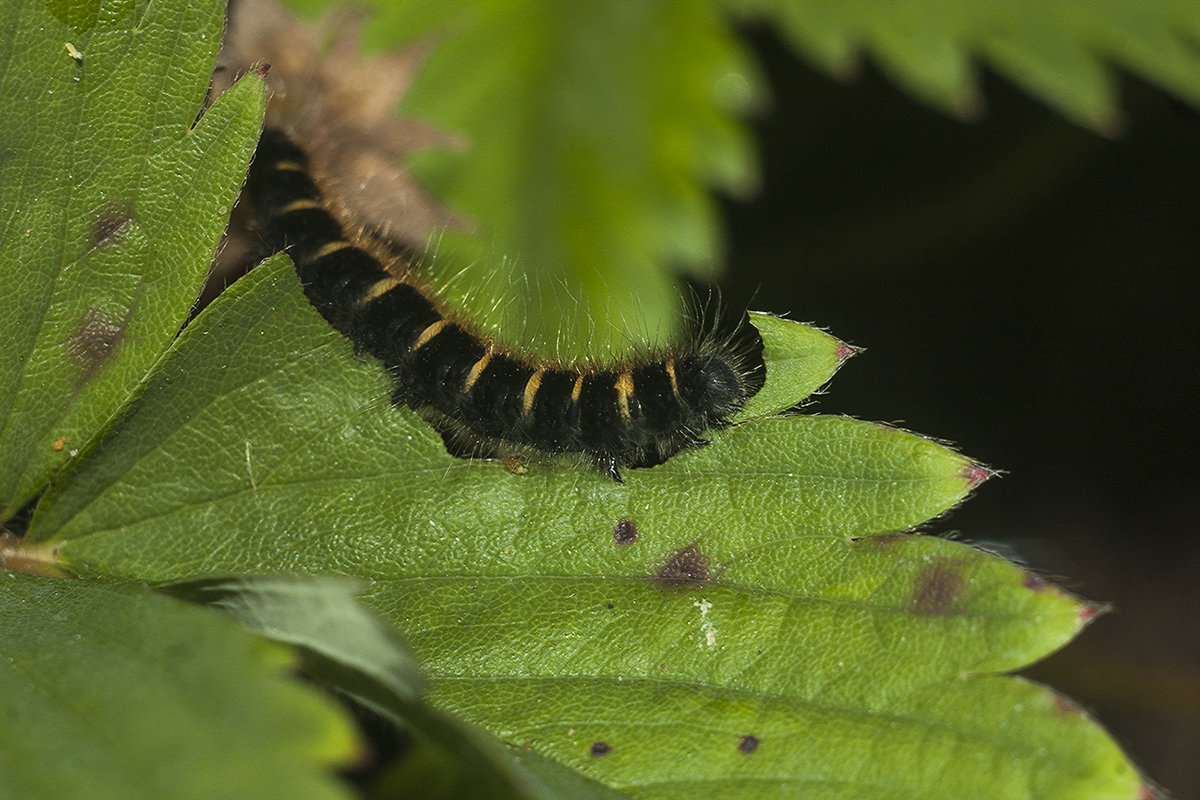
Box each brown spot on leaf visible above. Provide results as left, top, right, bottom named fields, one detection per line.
left=90, top=202, right=132, bottom=249
left=853, top=533, right=907, bottom=551
left=589, top=741, right=612, bottom=757
left=1022, top=572, right=1051, bottom=591
left=738, top=735, right=759, bottom=754
left=655, top=542, right=711, bottom=591
left=613, top=518, right=638, bottom=545
left=912, top=562, right=965, bottom=615
left=66, top=306, right=130, bottom=386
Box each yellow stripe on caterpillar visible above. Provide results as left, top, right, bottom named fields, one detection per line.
left=523, top=369, right=545, bottom=415
left=281, top=198, right=322, bottom=213
left=614, top=371, right=635, bottom=423
left=313, top=240, right=355, bottom=260
left=363, top=276, right=403, bottom=302
left=412, top=319, right=450, bottom=351
left=664, top=358, right=681, bottom=400
left=463, top=352, right=493, bottom=392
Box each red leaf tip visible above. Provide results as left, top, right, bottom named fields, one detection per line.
left=834, top=342, right=858, bottom=363
left=960, top=462, right=993, bottom=487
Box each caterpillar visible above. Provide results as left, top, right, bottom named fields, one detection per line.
left=244, top=128, right=762, bottom=481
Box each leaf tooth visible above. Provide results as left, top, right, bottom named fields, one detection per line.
left=958, top=461, right=994, bottom=488
left=834, top=341, right=859, bottom=363
left=1077, top=602, right=1106, bottom=626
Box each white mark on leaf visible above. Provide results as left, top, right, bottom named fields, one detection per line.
left=245, top=440, right=257, bottom=490
left=694, top=599, right=717, bottom=648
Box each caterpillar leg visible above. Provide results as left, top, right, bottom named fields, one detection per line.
left=599, top=455, right=624, bottom=484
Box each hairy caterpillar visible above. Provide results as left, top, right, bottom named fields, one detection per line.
left=244, top=128, right=761, bottom=481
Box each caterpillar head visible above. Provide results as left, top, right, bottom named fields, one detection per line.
left=675, top=353, right=745, bottom=420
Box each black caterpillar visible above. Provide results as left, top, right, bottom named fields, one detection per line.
left=244, top=128, right=761, bottom=481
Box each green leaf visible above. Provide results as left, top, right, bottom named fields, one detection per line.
left=734, top=312, right=852, bottom=421
left=177, top=576, right=623, bottom=800
left=726, top=0, right=1200, bottom=131
left=166, top=576, right=425, bottom=708
left=0, top=573, right=355, bottom=800
left=17, top=261, right=1143, bottom=798
left=285, top=0, right=760, bottom=359
left=0, top=0, right=265, bottom=519
left=176, top=577, right=521, bottom=799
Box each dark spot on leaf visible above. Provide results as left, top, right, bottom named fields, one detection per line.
left=66, top=306, right=130, bottom=386
left=589, top=741, right=611, bottom=757
left=738, top=735, right=759, bottom=754
left=912, top=562, right=965, bottom=615
left=90, top=202, right=132, bottom=249
left=613, top=518, right=638, bottom=545
left=835, top=342, right=858, bottom=362
left=605, top=603, right=614, bottom=611
left=1022, top=572, right=1051, bottom=591
left=654, top=542, right=711, bottom=591
left=853, top=533, right=906, bottom=551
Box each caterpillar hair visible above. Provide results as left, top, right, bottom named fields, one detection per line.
left=244, top=127, right=762, bottom=481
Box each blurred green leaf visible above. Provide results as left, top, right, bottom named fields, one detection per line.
left=167, top=576, right=425, bottom=708
left=0, top=574, right=355, bottom=800
left=285, top=0, right=760, bottom=359
left=17, top=259, right=1143, bottom=799
left=726, top=0, right=1200, bottom=132
left=276, top=0, right=1200, bottom=368
left=0, top=0, right=265, bottom=519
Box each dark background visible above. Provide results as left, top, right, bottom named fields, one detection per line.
left=722, top=31, right=1200, bottom=799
